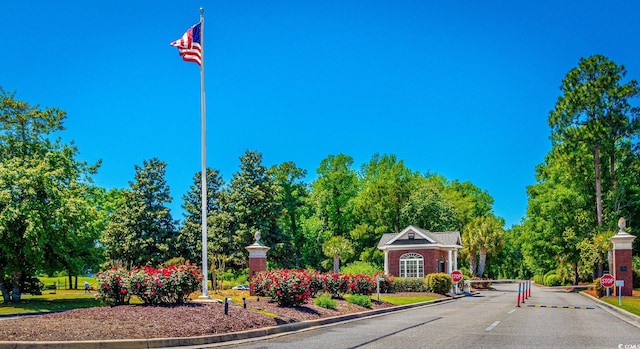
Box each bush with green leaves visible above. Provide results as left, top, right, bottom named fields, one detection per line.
left=314, top=294, right=337, bottom=309
left=593, top=278, right=606, bottom=298
left=346, top=294, right=372, bottom=308
left=543, top=274, right=561, bottom=287
left=425, top=273, right=452, bottom=295
left=340, top=261, right=379, bottom=276
left=392, top=277, right=428, bottom=292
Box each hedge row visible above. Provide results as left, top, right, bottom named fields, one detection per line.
left=251, top=270, right=393, bottom=306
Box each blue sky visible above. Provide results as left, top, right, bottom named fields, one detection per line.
left=3, top=1, right=640, bottom=228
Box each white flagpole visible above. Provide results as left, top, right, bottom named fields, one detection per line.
left=198, top=7, right=210, bottom=299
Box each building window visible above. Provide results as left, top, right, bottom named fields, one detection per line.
left=400, top=253, right=424, bottom=278
left=408, top=232, right=415, bottom=240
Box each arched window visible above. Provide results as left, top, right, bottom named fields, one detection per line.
left=400, top=253, right=424, bottom=278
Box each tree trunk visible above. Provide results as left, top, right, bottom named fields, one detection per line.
left=478, top=250, right=487, bottom=278
left=333, top=255, right=340, bottom=274
left=0, top=279, right=10, bottom=302
left=573, top=262, right=579, bottom=285
left=11, top=271, right=21, bottom=303
left=68, top=275, right=73, bottom=290
left=469, top=252, right=477, bottom=277
left=594, top=141, right=603, bottom=228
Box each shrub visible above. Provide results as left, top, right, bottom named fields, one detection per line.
left=347, top=274, right=374, bottom=295
left=532, top=275, right=544, bottom=285
left=340, top=261, right=379, bottom=276
left=252, top=270, right=311, bottom=307
left=393, top=277, right=428, bottom=292
left=308, top=270, right=324, bottom=297
left=98, top=263, right=202, bottom=306
left=324, top=272, right=350, bottom=298
left=96, top=267, right=131, bottom=305
left=314, top=294, right=337, bottom=309
left=346, top=294, right=372, bottom=308
left=375, top=274, right=394, bottom=293
left=593, top=278, right=606, bottom=298
left=543, top=274, right=561, bottom=287
left=425, top=273, right=452, bottom=295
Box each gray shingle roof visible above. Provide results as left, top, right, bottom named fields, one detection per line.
left=377, top=226, right=461, bottom=249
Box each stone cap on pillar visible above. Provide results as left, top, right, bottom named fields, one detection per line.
left=610, top=217, right=636, bottom=250
left=245, top=231, right=270, bottom=257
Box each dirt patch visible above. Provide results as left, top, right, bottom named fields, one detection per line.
left=0, top=294, right=439, bottom=342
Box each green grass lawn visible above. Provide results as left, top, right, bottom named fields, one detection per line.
left=0, top=289, right=100, bottom=315
left=373, top=294, right=440, bottom=305
left=599, top=296, right=640, bottom=316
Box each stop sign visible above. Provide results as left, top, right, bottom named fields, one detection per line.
left=600, top=274, right=615, bottom=288
left=451, top=270, right=463, bottom=283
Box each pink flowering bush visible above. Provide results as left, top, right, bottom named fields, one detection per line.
left=251, top=270, right=311, bottom=307
left=98, top=263, right=202, bottom=306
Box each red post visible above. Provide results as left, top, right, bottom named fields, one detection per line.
left=527, top=280, right=531, bottom=298
left=517, top=282, right=521, bottom=307
left=521, top=282, right=526, bottom=304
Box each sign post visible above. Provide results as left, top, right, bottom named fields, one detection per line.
left=616, top=280, right=624, bottom=306
left=451, top=270, right=463, bottom=294
left=600, top=273, right=615, bottom=296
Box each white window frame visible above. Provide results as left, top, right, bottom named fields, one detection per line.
left=399, top=253, right=424, bottom=278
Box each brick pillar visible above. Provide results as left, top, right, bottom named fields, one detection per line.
left=245, top=232, right=270, bottom=296
left=609, top=218, right=636, bottom=297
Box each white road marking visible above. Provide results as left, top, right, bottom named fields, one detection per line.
left=507, top=309, right=516, bottom=314
left=485, top=321, right=501, bottom=331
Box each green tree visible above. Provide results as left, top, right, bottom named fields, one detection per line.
left=549, top=54, right=640, bottom=228
left=0, top=88, right=100, bottom=300
left=322, top=235, right=354, bottom=273
left=463, top=216, right=505, bottom=277
left=175, top=168, right=225, bottom=264
left=102, top=158, right=177, bottom=266
left=271, top=161, right=308, bottom=267
left=400, top=175, right=460, bottom=232
left=217, top=150, right=288, bottom=268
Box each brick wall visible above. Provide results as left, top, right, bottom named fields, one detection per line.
left=613, top=249, right=634, bottom=296
left=387, top=249, right=451, bottom=277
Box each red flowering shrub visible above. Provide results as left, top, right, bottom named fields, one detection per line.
left=308, top=270, right=324, bottom=297
left=324, top=272, right=350, bottom=298
left=98, top=263, right=202, bottom=306
left=375, top=273, right=394, bottom=293
left=251, top=270, right=311, bottom=307
left=347, top=274, right=375, bottom=295
left=96, top=267, right=132, bottom=305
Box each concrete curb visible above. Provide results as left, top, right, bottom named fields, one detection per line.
left=579, top=291, right=640, bottom=329
left=0, top=294, right=465, bottom=349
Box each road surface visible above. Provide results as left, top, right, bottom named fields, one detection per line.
left=214, top=283, right=639, bottom=349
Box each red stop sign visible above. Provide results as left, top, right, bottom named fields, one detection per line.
left=600, top=274, right=615, bottom=288
left=451, top=270, right=463, bottom=283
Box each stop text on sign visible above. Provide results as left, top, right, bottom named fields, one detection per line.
left=600, top=274, right=615, bottom=288
left=451, top=270, right=463, bottom=283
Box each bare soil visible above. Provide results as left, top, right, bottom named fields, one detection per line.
left=0, top=294, right=436, bottom=342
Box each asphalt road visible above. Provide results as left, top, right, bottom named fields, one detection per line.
left=215, top=283, right=640, bottom=349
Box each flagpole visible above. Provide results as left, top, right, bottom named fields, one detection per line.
left=198, top=7, right=210, bottom=299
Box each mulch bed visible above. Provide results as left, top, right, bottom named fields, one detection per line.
left=0, top=295, right=423, bottom=342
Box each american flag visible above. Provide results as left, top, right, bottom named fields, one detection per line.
left=170, top=22, right=202, bottom=66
